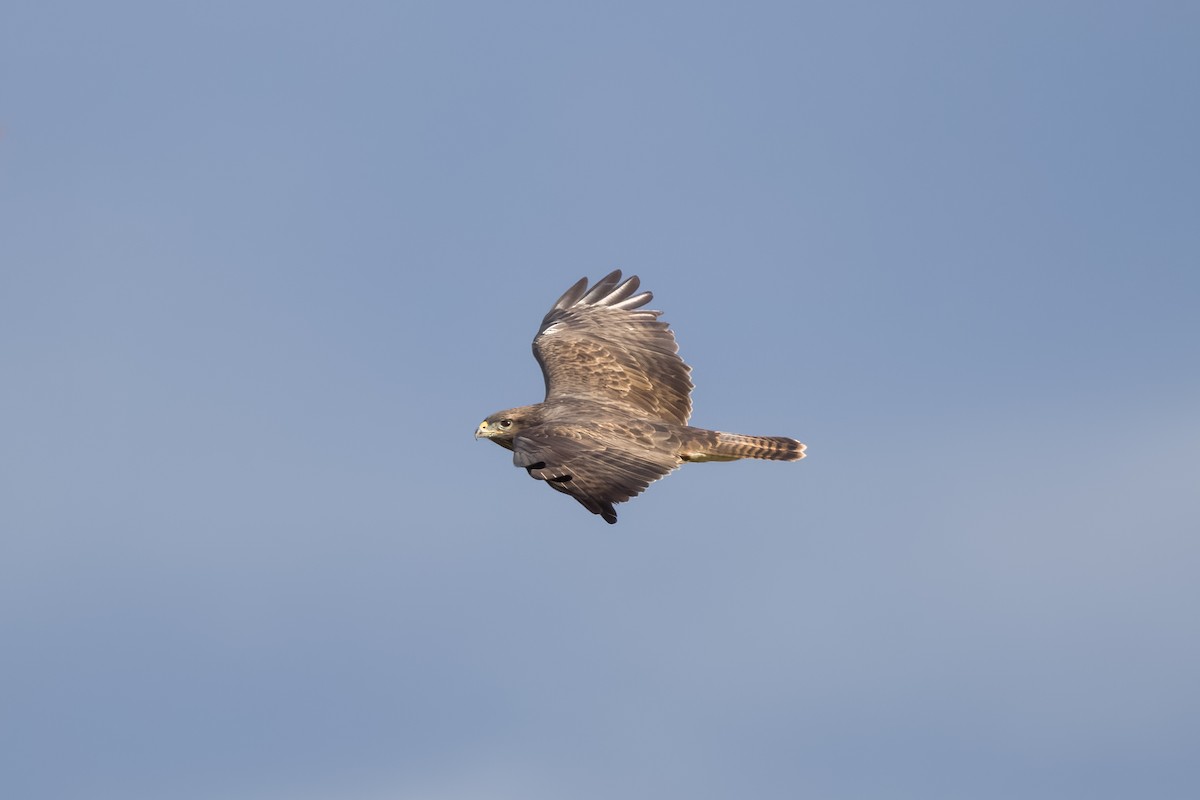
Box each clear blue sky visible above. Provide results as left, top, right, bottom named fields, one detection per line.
left=3, top=2, right=1198, bottom=798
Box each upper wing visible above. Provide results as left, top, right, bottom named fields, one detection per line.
left=533, top=270, right=693, bottom=424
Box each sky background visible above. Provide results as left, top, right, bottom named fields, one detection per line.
left=2, top=1, right=1199, bottom=798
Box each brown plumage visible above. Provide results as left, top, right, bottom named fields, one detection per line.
left=475, top=271, right=805, bottom=524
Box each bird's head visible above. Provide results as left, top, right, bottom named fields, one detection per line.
left=475, top=406, right=538, bottom=449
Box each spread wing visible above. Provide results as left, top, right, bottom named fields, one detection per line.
left=533, top=270, right=693, bottom=425
left=511, top=421, right=682, bottom=524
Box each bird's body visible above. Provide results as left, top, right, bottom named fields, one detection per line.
left=476, top=271, right=805, bottom=524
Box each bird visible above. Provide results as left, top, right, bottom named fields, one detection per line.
left=475, top=270, right=805, bottom=524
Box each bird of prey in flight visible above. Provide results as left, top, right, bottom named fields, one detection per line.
left=476, top=270, right=805, bottom=524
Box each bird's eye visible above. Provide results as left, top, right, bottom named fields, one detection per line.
left=499, top=419, right=512, bottom=428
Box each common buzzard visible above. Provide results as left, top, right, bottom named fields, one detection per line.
left=476, top=271, right=805, bottom=523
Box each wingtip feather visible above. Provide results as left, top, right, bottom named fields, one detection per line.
left=580, top=270, right=622, bottom=304
left=553, top=276, right=589, bottom=312
left=610, top=290, right=653, bottom=311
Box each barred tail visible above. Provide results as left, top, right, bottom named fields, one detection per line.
left=680, top=429, right=807, bottom=463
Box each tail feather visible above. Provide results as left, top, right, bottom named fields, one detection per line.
left=681, top=429, right=806, bottom=463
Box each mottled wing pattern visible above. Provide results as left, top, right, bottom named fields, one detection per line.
left=533, top=270, right=693, bottom=425
left=511, top=421, right=682, bottom=523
